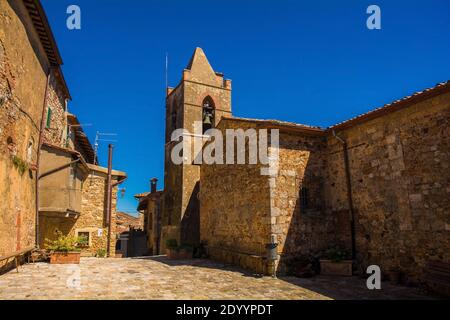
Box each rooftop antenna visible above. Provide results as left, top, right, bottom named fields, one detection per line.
left=65, top=123, right=93, bottom=147
left=94, top=131, right=118, bottom=165
left=165, top=52, right=169, bottom=91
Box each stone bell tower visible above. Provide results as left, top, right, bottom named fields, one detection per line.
left=161, top=47, right=232, bottom=250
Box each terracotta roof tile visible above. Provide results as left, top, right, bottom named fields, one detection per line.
left=329, top=81, right=450, bottom=131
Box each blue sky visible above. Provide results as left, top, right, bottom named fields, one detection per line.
left=41, top=0, right=450, bottom=215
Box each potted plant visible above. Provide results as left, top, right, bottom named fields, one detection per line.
left=388, top=267, right=402, bottom=285
left=96, top=248, right=107, bottom=258
left=166, top=239, right=179, bottom=259
left=178, top=244, right=194, bottom=259
left=45, top=232, right=86, bottom=264
left=165, top=239, right=194, bottom=260
left=320, top=247, right=353, bottom=276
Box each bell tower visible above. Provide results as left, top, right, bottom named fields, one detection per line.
left=162, top=48, right=232, bottom=249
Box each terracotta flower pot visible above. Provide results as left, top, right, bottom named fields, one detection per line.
left=166, top=248, right=193, bottom=259
left=178, top=249, right=193, bottom=259
left=50, top=252, right=81, bottom=264
left=388, top=270, right=402, bottom=285
left=166, top=248, right=179, bottom=259
left=320, top=260, right=353, bottom=276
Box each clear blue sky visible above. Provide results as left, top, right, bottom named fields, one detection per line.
left=41, top=0, right=450, bottom=215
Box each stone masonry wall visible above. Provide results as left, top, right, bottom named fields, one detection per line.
left=42, top=74, right=67, bottom=147
left=200, top=120, right=271, bottom=274
left=116, top=211, right=142, bottom=235
left=78, top=170, right=119, bottom=256
left=0, top=0, right=50, bottom=255
left=326, top=92, right=450, bottom=281
left=272, top=132, right=334, bottom=274
left=39, top=169, right=120, bottom=257
left=163, top=48, right=233, bottom=251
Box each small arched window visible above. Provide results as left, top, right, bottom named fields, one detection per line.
left=26, top=138, right=34, bottom=163
left=202, top=96, right=215, bottom=134
left=171, top=109, right=177, bottom=130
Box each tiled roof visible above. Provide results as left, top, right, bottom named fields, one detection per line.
left=134, top=192, right=150, bottom=199
left=67, top=113, right=96, bottom=164
left=220, top=116, right=326, bottom=135
left=23, top=0, right=71, bottom=99
left=222, top=81, right=450, bottom=134
left=329, top=81, right=450, bottom=131
left=23, top=0, right=62, bottom=66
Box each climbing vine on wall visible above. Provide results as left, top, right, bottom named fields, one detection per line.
left=11, top=155, right=28, bottom=176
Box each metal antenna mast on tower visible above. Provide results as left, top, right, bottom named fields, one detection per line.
left=94, top=131, right=118, bottom=165
left=165, top=52, right=169, bottom=90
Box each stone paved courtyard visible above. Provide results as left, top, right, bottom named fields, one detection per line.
left=0, top=257, right=435, bottom=300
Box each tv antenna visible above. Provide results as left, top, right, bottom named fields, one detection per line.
left=165, top=52, right=169, bottom=90
left=94, top=131, right=118, bottom=165
left=66, top=123, right=92, bottom=147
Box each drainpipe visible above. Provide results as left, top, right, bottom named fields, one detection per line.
left=332, top=130, right=357, bottom=261
left=106, top=144, right=113, bottom=257
left=35, top=68, right=52, bottom=248
left=38, top=157, right=81, bottom=180
left=105, top=155, right=127, bottom=258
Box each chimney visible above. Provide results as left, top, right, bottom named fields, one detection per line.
left=150, top=178, right=158, bottom=194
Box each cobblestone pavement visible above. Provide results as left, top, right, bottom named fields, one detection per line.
left=0, top=257, right=435, bottom=300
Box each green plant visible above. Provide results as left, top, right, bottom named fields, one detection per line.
left=325, top=247, right=349, bottom=263
left=96, top=248, right=107, bottom=258
left=166, top=239, right=178, bottom=250
left=179, top=244, right=193, bottom=252
left=45, top=231, right=84, bottom=253
left=12, top=155, right=28, bottom=176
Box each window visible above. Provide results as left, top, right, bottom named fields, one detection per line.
left=26, top=138, right=34, bottom=163
left=202, top=97, right=215, bottom=134
left=171, top=110, right=177, bottom=130
left=77, top=232, right=90, bottom=247
left=46, top=108, right=52, bottom=128
left=69, top=165, right=77, bottom=188
left=300, top=187, right=310, bottom=211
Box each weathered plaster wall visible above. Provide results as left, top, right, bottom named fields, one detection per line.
left=39, top=167, right=122, bottom=257
left=0, top=0, right=50, bottom=255
left=38, top=147, right=86, bottom=214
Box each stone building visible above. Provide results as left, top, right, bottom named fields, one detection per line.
left=136, top=178, right=163, bottom=255
left=157, top=47, right=449, bottom=283
left=116, top=211, right=143, bottom=235
left=161, top=48, right=232, bottom=251
left=0, top=0, right=70, bottom=256
left=0, top=0, right=126, bottom=258
left=38, top=113, right=127, bottom=257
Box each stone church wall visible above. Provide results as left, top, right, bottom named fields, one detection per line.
left=326, top=92, right=450, bottom=281
left=200, top=120, right=271, bottom=274
left=273, top=132, right=334, bottom=274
